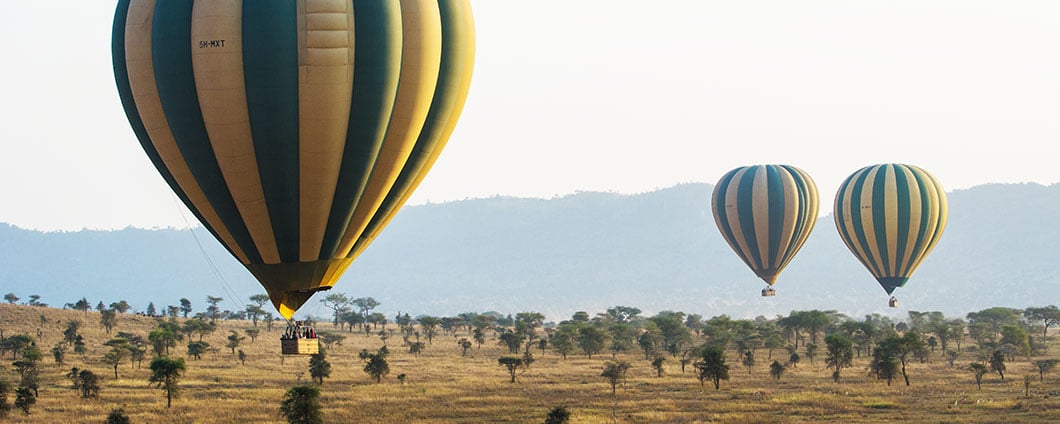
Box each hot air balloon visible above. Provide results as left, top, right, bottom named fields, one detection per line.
left=711, top=165, right=819, bottom=296
left=833, top=164, right=947, bottom=307
left=112, top=0, right=476, bottom=321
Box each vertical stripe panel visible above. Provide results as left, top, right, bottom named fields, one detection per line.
left=350, top=0, right=476, bottom=258
left=191, top=0, right=281, bottom=264
left=334, top=0, right=443, bottom=257
left=298, top=0, right=359, bottom=261
left=243, top=0, right=301, bottom=262
left=893, top=165, right=916, bottom=275
left=712, top=170, right=754, bottom=271
left=316, top=0, right=403, bottom=259
left=124, top=0, right=252, bottom=264
left=152, top=0, right=262, bottom=265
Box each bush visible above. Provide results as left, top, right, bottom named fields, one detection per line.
left=280, top=385, right=323, bottom=424
left=106, top=408, right=131, bottom=424
left=545, top=406, right=570, bottom=424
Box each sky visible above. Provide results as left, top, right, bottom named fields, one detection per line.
left=1, top=1, right=1059, bottom=231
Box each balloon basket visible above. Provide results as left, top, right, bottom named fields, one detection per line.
left=888, top=297, right=899, bottom=308
left=281, top=338, right=319, bottom=355
left=761, top=287, right=776, bottom=297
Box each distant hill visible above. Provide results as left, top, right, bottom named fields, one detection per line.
left=2, top=183, right=1058, bottom=322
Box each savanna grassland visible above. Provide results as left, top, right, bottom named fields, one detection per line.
left=1, top=303, right=1058, bottom=423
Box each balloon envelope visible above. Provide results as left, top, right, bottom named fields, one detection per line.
left=711, top=165, right=819, bottom=288
left=112, top=0, right=475, bottom=318
left=833, top=164, right=947, bottom=295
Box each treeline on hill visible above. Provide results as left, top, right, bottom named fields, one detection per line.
left=0, top=290, right=1058, bottom=422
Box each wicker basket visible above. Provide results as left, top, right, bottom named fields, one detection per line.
left=281, top=338, right=320, bottom=355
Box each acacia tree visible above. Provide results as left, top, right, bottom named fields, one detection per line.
left=969, top=362, right=989, bottom=390
left=498, top=357, right=523, bottom=383
left=1033, top=359, right=1058, bottom=382
left=179, top=298, right=192, bottom=318
left=601, top=361, right=631, bottom=394
left=364, top=351, right=389, bottom=383
left=280, top=385, right=324, bottom=424
left=694, top=345, right=730, bottom=390
left=100, top=309, right=117, bottom=335
left=989, top=350, right=1006, bottom=380
left=825, top=334, right=854, bottom=382
left=769, top=360, right=786, bottom=380
left=1023, top=306, right=1060, bottom=338
left=309, top=349, right=332, bottom=385
left=3, top=293, right=18, bottom=304
left=651, top=357, right=666, bottom=377
left=149, top=357, right=186, bottom=408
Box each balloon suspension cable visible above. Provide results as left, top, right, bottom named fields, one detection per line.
left=173, top=195, right=245, bottom=309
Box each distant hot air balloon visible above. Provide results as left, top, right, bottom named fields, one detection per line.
left=711, top=165, right=819, bottom=296
left=112, top=0, right=475, bottom=319
left=833, top=164, right=947, bottom=307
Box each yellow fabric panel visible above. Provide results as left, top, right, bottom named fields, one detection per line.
left=191, top=0, right=281, bottom=265
left=722, top=168, right=754, bottom=270
left=836, top=172, right=869, bottom=273
left=351, top=0, right=476, bottom=259
left=773, top=169, right=800, bottom=270
left=857, top=167, right=884, bottom=272
left=781, top=166, right=818, bottom=272
left=125, top=0, right=250, bottom=265
left=895, top=165, right=922, bottom=274
left=297, top=0, right=355, bottom=262
left=336, top=0, right=443, bottom=257
left=750, top=167, right=772, bottom=271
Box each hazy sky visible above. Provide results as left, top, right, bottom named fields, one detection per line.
left=2, top=1, right=1058, bottom=231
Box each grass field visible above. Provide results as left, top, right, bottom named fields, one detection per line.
left=0, top=303, right=1057, bottom=423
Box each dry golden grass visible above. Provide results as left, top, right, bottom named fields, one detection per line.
left=1, top=303, right=1058, bottom=423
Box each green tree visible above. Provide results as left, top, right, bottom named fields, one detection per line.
left=3, top=293, right=18, bottom=304
left=651, top=356, right=666, bottom=377
left=694, top=345, right=730, bottom=390
left=1, top=334, right=33, bottom=360
left=110, top=300, right=131, bottom=314
left=364, top=351, right=389, bottom=383
left=601, top=361, right=631, bottom=394
left=1033, top=359, right=1058, bottom=382
left=309, top=349, right=332, bottom=385
left=418, top=316, right=441, bottom=344
left=498, top=356, right=523, bottom=383
left=51, top=342, right=66, bottom=365
left=804, top=343, right=817, bottom=365
left=989, top=350, right=1006, bottom=380
left=280, top=385, right=324, bottom=424
left=458, top=338, right=473, bottom=356
left=498, top=329, right=524, bottom=354
left=149, top=357, right=186, bottom=408
left=969, top=362, right=989, bottom=390
left=1023, top=306, right=1060, bottom=338
left=100, top=309, right=118, bottom=334
left=77, top=370, right=101, bottom=399
left=551, top=325, right=577, bottom=360
left=238, top=350, right=247, bottom=365
left=106, top=408, right=131, bottom=424
left=179, top=298, right=193, bottom=318
left=226, top=330, right=245, bottom=354
left=103, top=344, right=130, bottom=378
left=999, top=325, right=1030, bottom=359
left=246, top=328, right=261, bottom=343
left=205, top=296, right=224, bottom=324
left=146, top=302, right=157, bottom=316
left=0, top=380, right=10, bottom=417
left=576, top=326, right=609, bottom=358
left=14, top=387, right=34, bottom=415
left=187, top=341, right=210, bottom=360
left=769, top=360, right=786, bottom=380
left=545, top=406, right=571, bottom=424
left=825, top=334, right=854, bottom=382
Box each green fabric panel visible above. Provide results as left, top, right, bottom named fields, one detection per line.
left=319, top=0, right=403, bottom=259
left=738, top=167, right=767, bottom=271
left=893, top=165, right=913, bottom=275
left=352, top=0, right=469, bottom=256
left=151, top=0, right=262, bottom=264
left=907, top=168, right=937, bottom=272
left=243, top=0, right=300, bottom=263
left=765, top=165, right=785, bottom=269
left=713, top=169, right=755, bottom=272
left=847, top=168, right=884, bottom=278
left=869, top=165, right=892, bottom=276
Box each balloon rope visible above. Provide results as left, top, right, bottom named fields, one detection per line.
left=171, top=194, right=245, bottom=310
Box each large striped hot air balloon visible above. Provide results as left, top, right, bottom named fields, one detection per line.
left=711, top=165, right=819, bottom=296
left=833, top=164, right=947, bottom=306
left=112, top=0, right=475, bottom=319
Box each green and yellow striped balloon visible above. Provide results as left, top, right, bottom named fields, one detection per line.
left=112, top=0, right=475, bottom=319
left=833, top=164, right=947, bottom=296
left=711, top=165, right=819, bottom=291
